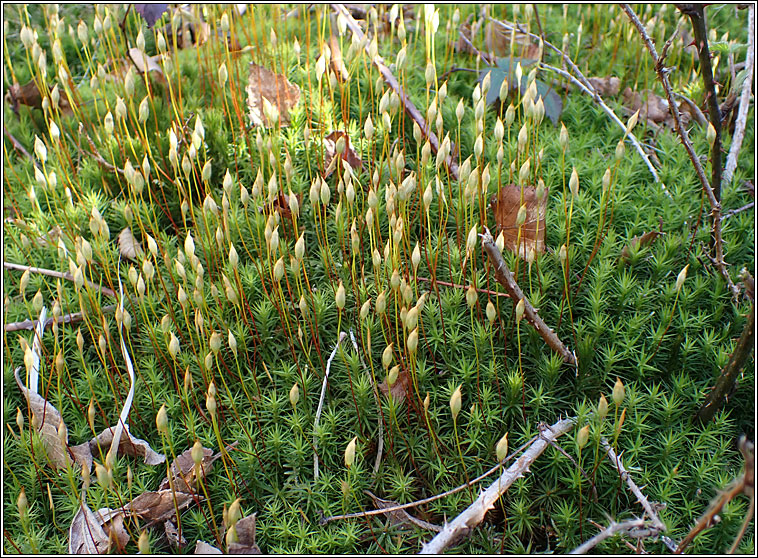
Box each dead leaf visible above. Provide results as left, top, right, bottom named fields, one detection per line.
left=228, top=513, right=262, bottom=554
left=378, top=367, right=410, bottom=404
left=134, top=4, right=169, bottom=28
left=329, top=35, right=349, bottom=82
left=127, top=48, right=166, bottom=85
left=322, top=131, right=363, bottom=178
left=364, top=490, right=442, bottom=532
left=118, top=228, right=143, bottom=261
left=588, top=76, right=621, bottom=97
left=15, top=367, right=93, bottom=471
left=621, top=230, right=663, bottom=263
left=89, top=425, right=165, bottom=465
left=195, top=540, right=223, bottom=554
left=165, top=519, right=186, bottom=549
left=457, top=20, right=540, bottom=60
left=69, top=500, right=110, bottom=554
left=159, top=445, right=215, bottom=492
left=126, top=489, right=196, bottom=524
left=5, top=80, right=74, bottom=116
left=622, top=87, right=690, bottom=129
left=99, top=510, right=129, bottom=552
left=245, top=64, right=301, bottom=128
left=490, top=184, right=547, bottom=258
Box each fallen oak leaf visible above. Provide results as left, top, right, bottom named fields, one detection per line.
left=246, top=64, right=300, bottom=128
left=377, top=366, right=410, bottom=404
left=127, top=47, right=166, bottom=85
left=165, top=519, right=186, bottom=549
left=489, top=184, right=548, bottom=259
left=5, top=80, right=74, bottom=116
left=322, top=131, right=363, bottom=178
left=97, top=509, right=129, bottom=552
left=620, top=229, right=664, bottom=264
left=195, top=540, right=223, bottom=554
left=587, top=76, right=622, bottom=97
left=158, top=444, right=219, bottom=493
left=126, top=489, right=196, bottom=524
left=15, top=367, right=93, bottom=471
left=118, top=227, right=143, bottom=261
left=228, top=513, right=262, bottom=554
left=89, top=424, right=166, bottom=465
left=69, top=498, right=110, bottom=554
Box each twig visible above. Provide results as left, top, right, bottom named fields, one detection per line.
left=723, top=4, right=755, bottom=187
left=570, top=517, right=662, bottom=554
left=321, top=434, right=540, bottom=524
left=4, top=304, right=117, bottom=333
left=3, top=261, right=118, bottom=298
left=417, top=276, right=510, bottom=298
left=3, top=125, right=41, bottom=169
left=364, top=490, right=441, bottom=532
left=480, top=228, right=577, bottom=366
left=673, top=92, right=708, bottom=126
left=487, top=17, right=665, bottom=192
left=676, top=4, right=723, bottom=201
left=313, top=331, right=347, bottom=480
left=602, top=439, right=667, bottom=535
left=348, top=330, right=383, bottom=478
left=722, top=201, right=754, bottom=221
left=546, top=438, right=598, bottom=501
left=332, top=3, right=459, bottom=181
left=419, top=417, right=576, bottom=554
left=620, top=4, right=738, bottom=302
left=676, top=437, right=754, bottom=553
left=696, top=278, right=754, bottom=423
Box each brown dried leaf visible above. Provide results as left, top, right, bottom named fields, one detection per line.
left=457, top=20, right=540, bottom=60
left=118, top=228, right=143, bottom=261
left=159, top=445, right=215, bottom=492
left=127, top=48, right=166, bottom=85
left=621, top=230, right=663, bottom=263
left=377, top=368, right=410, bottom=404
left=126, top=489, right=195, bottom=523
left=588, top=76, right=621, bottom=97
left=195, top=540, right=223, bottom=554
left=89, top=425, right=165, bottom=465
left=165, top=519, right=187, bottom=549
left=329, top=35, right=349, bottom=82
left=246, top=64, right=301, bottom=128
left=490, top=184, right=547, bottom=258
left=69, top=500, right=110, bottom=554
left=228, top=513, right=262, bottom=554
left=5, top=80, right=74, bottom=116
left=322, top=131, right=363, bottom=178
left=15, top=368, right=93, bottom=471
left=622, top=87, right=690, bottom=128
left=100, top=511, right=129, bottom=552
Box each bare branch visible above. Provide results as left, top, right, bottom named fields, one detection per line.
left=419, top=418, right=576, bottom=554
left=481, top=228, right=577, bottom=366
left=4, top=304, right=117, bottom=333
left=570, top=517, right=661, bottom=554
left=4, top=261, right=118, bottom=298
left=723, top=4, right=755, bottom=186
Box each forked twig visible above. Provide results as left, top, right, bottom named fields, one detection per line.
left=723, top=4, right=754, bottom=187
left=419, top=418, right=576, bottom=554
left=480, top=228, right=577, bottom=366
left=313, top=331, right=347, bottom=480
left=487, top=17, right=664, bottom=192
left=4, top=261, right=118, bottom=298
left=570, top=517, right=662, bottom=554
left=620, top=4, right=738, bottom=301
left=4, top=304, right=118, bottom=333
left=332, top=3, right=459, bottom=181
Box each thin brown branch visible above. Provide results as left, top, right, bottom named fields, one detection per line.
left=419, top=418, right=576, bottom=554
left=417, top=276, right=510, bottom=298
left=3, top=261, right=118, bottom=298
left=676, top=438, right=754, bottom=553
left=481, top=228, right=577, bottom=366
left=4, top=304, right=117, bottom=333
left=696, top=289, right=754, bottom=423
left=321, top=434, right=540, bottom=524
left=487, top=17, right=664, bottom=190
left=676, top=4, right=723, bottom=201
left=3, top=125, right=41, bottom=169
left=723, top=4, right=755, bottom=187
left=570, top=518, right=661, bottom=554
left=620, top=4, right=738, bottom=301
left=602, top=439, right=667, bottom=534
left=332, top=3, right=459, bottom=181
